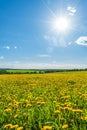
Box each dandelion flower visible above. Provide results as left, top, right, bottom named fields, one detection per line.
left=4, top=124, right=13, bottom=128
left=26, top=103, right=32, bottom=107
left=54, top=110, right=60, bottom=114
left=62, top=124, right=68, bottom=129
left=72, top=109, right=83, bottom=113
left=10, top=124, right=18, bottom=129
left=42, top=125, right=52, bottom=130
left=4, top=108, right=11, bottom=113
left=14, top=114, right=18, bottom=118
left=17, top=126, right=23, bottom=130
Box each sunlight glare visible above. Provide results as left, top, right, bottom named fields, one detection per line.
left=52, top=17, right=69, bottom=32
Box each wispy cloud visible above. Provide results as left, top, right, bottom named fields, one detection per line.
left=0, top=56, right=4, bottom=60
left=44, top=35, right=57, bottom=46
left=38, top=54, right=51, bottom=58
left=76, top=36, right=87, bottom=46
left=4, top=46, right=10, bottom=50
left=44, top=35, right=67, bottom=47
left=0, top=61, right=87, bottom=69
left=14, top=46, right=17, bottom=49
left=3, top=46, right=18, bottom=50
left=67, top=6, right=76, bottom=16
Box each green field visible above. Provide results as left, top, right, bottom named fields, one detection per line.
left=0, top=72, right=87, bottom=130
left=6, top=69, right=39, bottom=73
left=0, top=69, right=42, bottom=74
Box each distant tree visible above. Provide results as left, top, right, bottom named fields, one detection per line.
left=0, top=69, right=7, bottom=74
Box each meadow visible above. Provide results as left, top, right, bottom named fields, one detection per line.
left=0, top=72, right=87, bottom=130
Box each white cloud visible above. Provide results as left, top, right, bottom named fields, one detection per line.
left=3, top=46, right=18, bottom=50
left=68, top=42, right=72, bottom=45
left=67, top=6, right=76, bottom=15
left=4, top=46, right=10, bottom=50
left=38, top=54, right=51, bottom=58
left=76, top=36, right=87, bottom=46
left=0, top=56, right=4, bottom=60
left=14, top=46, right=17, bottom=49
left=0, top=61, right=87, bottom=69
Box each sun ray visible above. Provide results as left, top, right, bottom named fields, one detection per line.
left=50, top=16, right=70, bottom=34
left=41, top=0, right=57, bottom=18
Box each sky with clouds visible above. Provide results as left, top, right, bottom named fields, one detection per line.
left=0, top=0, right=87, bottom=69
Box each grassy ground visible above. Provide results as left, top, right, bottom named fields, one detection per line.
left=0, top=72, right=87, bottom=130
left=6, top=69, right=39, bottom=73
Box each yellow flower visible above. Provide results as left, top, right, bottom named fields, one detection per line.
left=81, top=116, right=87, bottom=120
left=84, top=116, right=87, bottom=120
left=37, top=101, right=45, bottom=106
left=14, top=103, right=18, bottom=108
left=14, top=114, right=18, bottom=118
left=8, top=102, right=12, bottom=106
left=62, top=124, right=68, bottom=129
left=54, top=110, right=60, bottom=114
left=10, top=125, right=18, bottom=129
left=63, top=107, right=72, bottom=111
left=26, top=103, right=32, bottom=107
left=17, top=126, right=23, bottom=130
left=42, top=125, right=52, bottom=130
left=72, top=109, right=83, bottom=113
left=4, top=108, right=11, bottom=113
left=4, top=124, right=13, bottom=128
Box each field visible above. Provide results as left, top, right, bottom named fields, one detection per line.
left=0, top=72, right=87, bottom=130
left=1, top=69, right=41, bottom=74
left=6, top=69, right=44, bottom=73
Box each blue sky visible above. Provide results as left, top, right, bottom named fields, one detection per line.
left=0, top=0, right=87, bottom=69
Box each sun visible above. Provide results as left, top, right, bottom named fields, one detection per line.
left=52, top=17, right=69, bottom=32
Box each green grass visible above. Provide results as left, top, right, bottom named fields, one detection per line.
left=6, top=69, right=39, bottom=73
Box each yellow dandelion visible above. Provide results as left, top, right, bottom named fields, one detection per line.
left=63, top=107, right=72, bottom=111
left=14, top=114, right=18, bottom=118
left=8, top=102, right=12, bottom=106
left=17, top=126, right=23, bottom=130
left=42, top=125, right=52, bottom=130
left=62, top=124, right=68, bottom=129
left=61, top=96, right=69, bottom=99
left=56, top=104, right=60, bottom=107
left=26, top=103, right=32, bottom=107
left=81, top=116, right=87, bottom=121
left=14, top=103, right=18, bottom=108
left=37, top=101, right=45, bottom=106
left=4, top=108, right=11, bottom=113
left=65, top=101, right=71, bottom=107
left=4, top=124, right=13, bottom=128
left=84, top=116, right=87, bottom=120
left=72, top=109, right=83, bottom=113
left=54, top=110, right=60, bottom=114
left=10, top=124, right=18, bottom=129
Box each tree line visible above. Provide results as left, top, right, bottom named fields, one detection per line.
left=0, top=68, right=87, bottom=74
